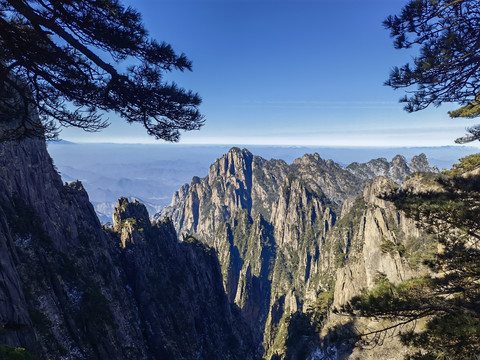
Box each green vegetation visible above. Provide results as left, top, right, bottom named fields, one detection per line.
left=284, top=312, right=318, bottom=359
left=1, top=194, right=52, bottom=246
left=270, top=252, right=291, bottom=295
left=306, top=289, right=334, bottom=331
left=268, top=310, right=320, bottom=360
left=29, top=309, right=51, bottom=334
left=81, top=282, right=115, bottom=328
left=229, top=210, right=253, bottom=257
left=0, top=345, right=35, bottom=360
left=120, top=218, right=144, bottom=232
left=342, top=170, right=480, bottom=359
left=334, top=197, right=366, bottom=235
left=266, top=289, right=334, bottom=359
left=28, top=309, right=59, bottom=352
left=442, top=153, right=480, bottom=176
left=0, top=0, right=203, bottom=141
left=182, top=234, right=216, bottom=256
left=330, top=196, right=367, bottom=267
left=403, top=234, right=437, bottom=270
left=384, top=0, right=480, bottom=143
left=380, top=238, right=405, bottom=257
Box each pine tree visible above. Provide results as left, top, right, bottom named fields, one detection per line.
left=0, top=0, right=204, bottom=140
left=341, top=155, right=480, bottom=359
left=384, top=0, right=480, bottom=143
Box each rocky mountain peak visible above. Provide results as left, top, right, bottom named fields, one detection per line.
left=391, top=154, right=408, bottom=164
left=346, top=153, right=438, bottom=186
left=113, top=197, right=150, bottom=226
left=293, top=152, right=328, bottom=168
left=209, top=147, right=253, bottom=180
left=171, top=183, right=190, bottom=207
left=410, top=153, right=438, bottom=173
left=0, top=115, right=257, bottom=359
left=363, top=176, right=399, bottom=207
left=160, top=149, right=439, bottom=243
left=388, top=155, right=409, bottom=183
left=113, top=197, right=151, bottom=247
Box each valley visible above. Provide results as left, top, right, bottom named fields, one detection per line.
left=0, top=123, right=455, bottom=359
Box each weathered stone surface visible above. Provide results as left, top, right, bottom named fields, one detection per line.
left=332, top=177, right=421, bottom=309
left=158, top=147, right=438, bottom=358
left=160, top=148, right=438, bottom=242
left=0, top=104, right=440, bottom=360
left=0, top=115, right=256, bottom=359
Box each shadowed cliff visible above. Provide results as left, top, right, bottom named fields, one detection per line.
left=0, top=110, right=256, bottom=359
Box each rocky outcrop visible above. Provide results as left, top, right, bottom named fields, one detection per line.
left=213, top=211, right=276, bottom=347
left=307, top=175, right=438, bottom=360
left=160, top=148, right=438, bottom=241
left=332, top=177, right=424, bottom=309
left=0, top=103, right=440, bottom=360
left=0, top=112, right=255, bottom=359
left=158, top=147, right=438, bottom=358
left=270, top=175, right=335, bottom=250
left=290, top=154, right=365, bottom=203
left=159, top=147, right=289, bottom=241
left=346, top=154, right=438, bottom=185
left=116, top=202, right=255, bottom=360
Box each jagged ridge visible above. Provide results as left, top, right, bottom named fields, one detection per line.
left=157, top=147, right=438, bottom=358
left=0, top=113, right=256, bottom=359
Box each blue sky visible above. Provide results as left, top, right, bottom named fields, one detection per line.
left=61, top=0, right=477, bottom=147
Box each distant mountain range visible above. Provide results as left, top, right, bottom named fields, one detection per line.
left=156, top=147, right=438, bottom=357
left=2, top=125, right=476, bottom=359
left=48, top=142, right=479, bottom=222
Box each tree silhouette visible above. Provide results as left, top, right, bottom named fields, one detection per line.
left=0, top=0, right=204, bottom=140
left=384, top=0, right=480, bottom=143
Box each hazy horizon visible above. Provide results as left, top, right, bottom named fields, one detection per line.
left=48, top=142, right=479, bottom=222
left=58, top=0, right=479, bottom=148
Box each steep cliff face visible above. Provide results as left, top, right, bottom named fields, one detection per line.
left=158, top=147, right=438, bottom=358
left=160, top=148, right=437, bottom=239
left=305, top=176, right=437, bottom=360
left=331, top=177, right=430, bottom=309
left=113, top=200, right=255, bottom=360
left=160, top=147, right=289, bottom=241
left=0, top=115, right=255, bottom=358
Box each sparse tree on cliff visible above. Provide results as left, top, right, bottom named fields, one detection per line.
left=384, top=0, right=480, bottom=143
left=340, top=156, right=480, bottom=359
left=0, top=0, right=204, bottom=140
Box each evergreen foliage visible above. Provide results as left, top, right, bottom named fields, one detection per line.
left=340, top=166, right=480, bottom=359
left=0, top=0, right=204, bottom=140
left=0, top=345, right=35, bottom=360
left=442, top=153, right=480, bottom=176
left=384, top=0, right=480, bottom=143
left=306, top=289, right=334, bottom=331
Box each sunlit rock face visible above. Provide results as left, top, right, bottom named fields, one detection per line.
left=158, top=147, right=438, bottom=358
left=159, top=147, right=437, bottom=239
left=332, top=176, right=422, bottom=309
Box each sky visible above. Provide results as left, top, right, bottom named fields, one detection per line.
left=60, top=0, right=478, bottom=147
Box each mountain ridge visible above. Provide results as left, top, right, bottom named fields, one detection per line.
left=156, top=146, right=438, bottom=358
left=157, top=146, right=438, bottom=238
left=0, top=111, right=256, bottom=359
left=0, top=113, right=440, bottom=359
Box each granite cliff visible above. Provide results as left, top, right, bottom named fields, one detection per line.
left=157, top=147, right=438, bottom=358
left=0, top=113, right=255, bottom=359
left=0, top=103, right=440, bottom=359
